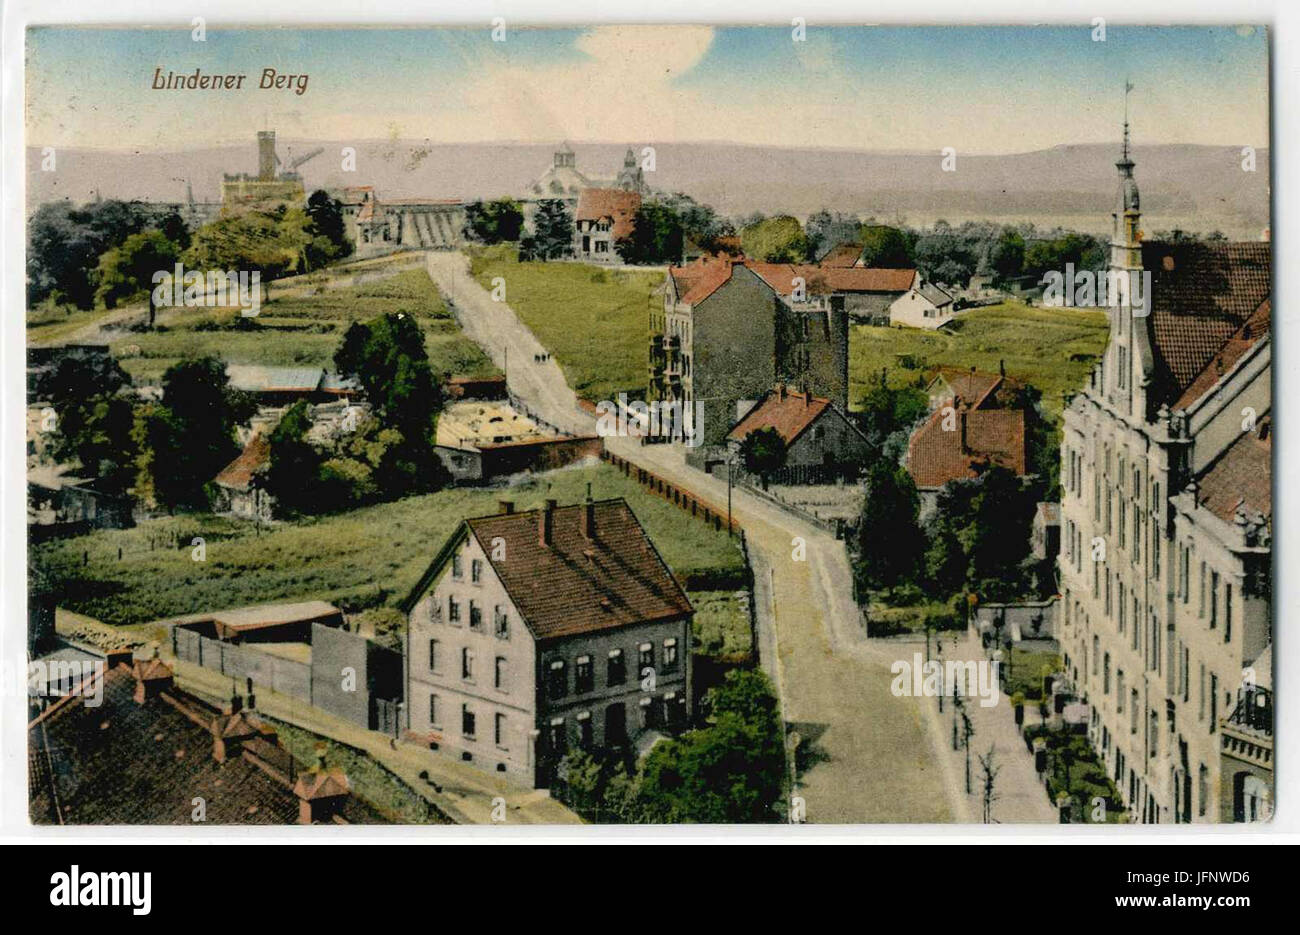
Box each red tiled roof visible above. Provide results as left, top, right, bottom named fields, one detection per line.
left=1195, top=417, right=1271, bottom=524
left=575, top=188, right=641, bottom=241
left=928, top=368, right=1004, bottom=409
left=215, top=433, right=270, bottom=490
left=748, top=263, right=915, bottom=296
left=460, top=499, right=693, bottom=641
left=668, top=258, right=740, bottom=306
left=817, top=241, right=864, bottom=267
left=907, top=407, right=1027, bottom=489
left=1143, top=241, right=1271, bottom=407
left=727, top=388, right=831, bottom=446
left=1174, top=299, right=1270, bottom=410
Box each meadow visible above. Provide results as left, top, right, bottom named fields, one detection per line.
left=849, top=300, right=1109, bottom=426
left=108, top=266, right=499, bottom=385
left=31, top=463, right=747, bottom=630
left=467, top=245, right=663, bottom=403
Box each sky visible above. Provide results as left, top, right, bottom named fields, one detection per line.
left=25, top=24, right=1270, bottom=154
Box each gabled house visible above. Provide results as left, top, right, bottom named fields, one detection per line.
left=574, top=188, right=641, bottom=262
left=727, top=385, right=871, bottom=484
left=401, top=496, right=693, bottom=787
left=891, top=280, right=956, bottom=329
left=214, top=431, right=274, bottom=522
left=905, top=404, right=1028, bottom=517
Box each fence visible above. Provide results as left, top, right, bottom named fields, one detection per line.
left=600, top=450, right=741, bottom=536
left=173, top=627, right=313, bottom=703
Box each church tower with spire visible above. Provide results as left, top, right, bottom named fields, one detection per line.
left=1106, top=90, right=1154, bottom=420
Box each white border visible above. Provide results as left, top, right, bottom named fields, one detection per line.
left=2, top=0, right=1295, bottom=845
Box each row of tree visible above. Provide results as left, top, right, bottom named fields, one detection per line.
left=28, top=191, right=353, bottom=312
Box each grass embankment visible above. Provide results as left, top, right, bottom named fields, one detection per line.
left=32, top=464, right=747, bottom=629
left=467, top=244, right=662, bottom=403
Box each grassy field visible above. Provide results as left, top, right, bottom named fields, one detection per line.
left=110, top=267, right=499, bottom=385
left=850, top=301, right=1108, bottom=425
left=691, top=590, right=755, bottom=661
left=32, top=463, right=746, bottom=628
left=467, top=245, right=663, bottom=403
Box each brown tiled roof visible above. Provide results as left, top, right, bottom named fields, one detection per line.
left=929, top=368, right=1004, bottom=409
left=1143, top=241, right=1272, bottom=407
left=215, top=432, right=270, bottom=490
left=1196, top=417, right=1271, bottom=524
left=1174, top=299, right=1270, bottom=410
left=748, top=263, right=916, bottom=296
left=460, top=499, right=692, bottom=642
left=907, top=407, right=1027, bottom=489
left=817, top=241, right=864, bottom=267
left=575, top=188, right=641, bottom=241
left=27, top=664, right=381, bottom=825
left=727, top=388, right=831, bottom=446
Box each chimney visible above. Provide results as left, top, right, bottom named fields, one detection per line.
left=132, top=651, right=174, bottom=705
left=293, top=746, right=350, bottom=824
left=778, top=384, right=787, bottom=401
left=498, top=499, right=515, bottom=515
left=539, top=499, right=557, bottom=546
left=581, top=483, right=595, bottom=539
left=999, top=359, right=1005, bottom=377
left=211, top=707, right=259, bottom=763
left=223, top=678, right=243, bottom=716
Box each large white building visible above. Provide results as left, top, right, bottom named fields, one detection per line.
left=1057, top=128, right=1272, bottom=823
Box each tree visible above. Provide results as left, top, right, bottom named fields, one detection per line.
left=464, top=198, right=525, bottom=244
left=142, top=356, right=255, bottom=509
left=858, top=224, right=914, bottom=268
left=304, top=190, right=353, bottom=268
left=333, top=313, right=448, bottom=498
left=93, top=229, right=182, bottom=309
left=638, top=670, right=784, bottom=823
left=854, top=459, right=925, bottom=595
left=184, top=207, right=311, bottom=281
left=616, top=200, right=684, bottom=265
left=740, top=215, right=809, bottom=263
left=265, top=400, right=322, bottom=516
left=737, top=427, right=786, bottom=489
left=989, top=228, right=1025, bottom=282
left=856, top=381, right=928, bottom=451
left=659, top=192, right=733, bottom=252
left=519, top=199, right=573, bottom=261
left=806, top=209, right=861, bottom=260
left=36, top=353, right=137, bottom=493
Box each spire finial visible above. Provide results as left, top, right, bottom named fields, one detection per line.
left=1122, top=80, right=1134, bottom=161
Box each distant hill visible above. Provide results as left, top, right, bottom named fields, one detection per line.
left=27, top=140, right=1270, bottom=239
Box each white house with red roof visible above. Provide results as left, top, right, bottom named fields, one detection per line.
left=573, top=188, right=641, bottom=262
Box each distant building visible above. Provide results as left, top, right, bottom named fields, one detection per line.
left=727, top=385, right=871, bottom=485
left=1056, top=130, right=1272, bottom=823
left=815, top=240, right=865, bottom=268
left=613, top=148, right=649, bottom=195
left=225, top=365, right=359, bottom=405
left=221, top=130, right=313, bottom=212
left=527, top=143, right=592, bottom=200
left=214, top=432, right=273, bottom=521
left=1032, top=501, right=1062, bottom=562
left=890, top=280, right=956, bottom=329
left=574, top=188, right=641, bottom=262
left=923, top=365, right=1021, bottom=412
left=331, top=186, right=464, bottom=256
left=401, top=497, right=693, bottom=787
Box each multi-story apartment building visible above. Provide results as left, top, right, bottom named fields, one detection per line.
left=650, top=257, right=853, bottom=458
left=1057, top=128, right=1272, bottom=823
left=401, top=496, right=693, bottom=787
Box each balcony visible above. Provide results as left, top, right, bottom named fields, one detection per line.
left=1221, top=687, right=1272, bottom=770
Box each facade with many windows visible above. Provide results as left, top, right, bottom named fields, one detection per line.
left=402, top=496, right=693, bottom=787
left=1057, top=130, right=1272, bottom=823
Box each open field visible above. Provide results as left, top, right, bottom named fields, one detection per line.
left=849, top=301, right=1109, bottom=425
left=467, top=245, right=662, bottom=403
left=31, top=463, right=746, bottom=629
left=107, top=267, right=499, bottom=385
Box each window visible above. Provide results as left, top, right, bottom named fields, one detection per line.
left=1198, top=561, right=1207, bottom=618
left=494, top=606, right=509, bottom=639
left=1092, top=636, right=1099, bottom=676
left=548, top=659, right=566, bottom=699
left=471, top=559, right=482, bottom=584
left=1103, top=653, right=1111, bottom=694
left=1130, top=690, right=1139, bottom=734
left=607, top=649, right=626, bottom=686
left=1179, top=544, right=1190, bottom=603
left=1118, top=500, right=1127, bottom=549
left=429, top=694, right=440, bottom=727
left=1198, top=765, right=1208, bottom=817
left=1117, top=671, right=1125, bottom=712
left=1209, top=571, right=1219, bottom=629
left=1199, top=664, right=1206, bottom=721
left=605, top=702, right=626, bottom=744
left=452, top=554, right=463, bottom=579
left=495, top=656, right=508, bottom=691
left=548, top=717, right=566, bottom=755
left=663, top=638, right=679, bottom=672
left=461, top=647, right=474, bottom=681
left=639, top=696, right=653, bottom=729
left=448, top=596, right=461, bottom=624
left=494, top=712, right=506, bottom=748
left=469, top=601, right=483, bottom=632
left=462, top=705, right=476, bottom=738
left=577, top=712, right=593, bottom=749
left=639, top=642, right=654, bottom=673
left=1210, top=674, right=1218, bottom=732
left=575, top=655, right=593, bottom=693
left=1149, top=709, right=1159, bottom=758
left=428, top=638, right=439, bottom=672
left=1225, top=584, right=1233, bottom=643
